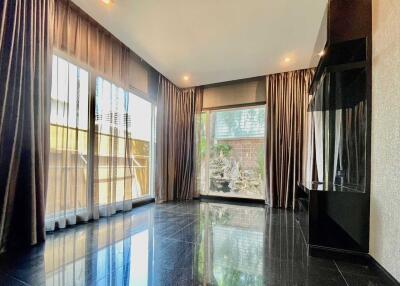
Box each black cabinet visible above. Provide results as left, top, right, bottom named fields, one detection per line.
left=297, top=182, right=369, bottom=260
left=298, top=0, right=372, bottom=262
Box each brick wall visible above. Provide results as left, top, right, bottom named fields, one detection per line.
left=218, top=138, right=264, bottom=170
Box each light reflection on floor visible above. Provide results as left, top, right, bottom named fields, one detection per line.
left=0, top=201, right=388, bottom=285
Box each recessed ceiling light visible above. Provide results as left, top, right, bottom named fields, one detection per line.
left=183, top=75, right=189, bottom=81
left=284, top=57, right=291, bottom=63
left=102, top=0, right=112, bottom=4
left=318, top=50, right=325, bottom=57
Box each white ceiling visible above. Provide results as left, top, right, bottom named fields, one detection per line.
left=72, top=0, right=327, bottom=88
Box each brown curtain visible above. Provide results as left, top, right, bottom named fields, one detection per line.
left=156, top=76, right=202, bottom=202
left=53, top=0, right=153, bottom=98
left=0, top=0, right=54, bottom=252
left=265, top=69, right=314, bottom=209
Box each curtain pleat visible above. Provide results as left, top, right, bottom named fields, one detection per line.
left=0, top=0, right=54, bottom=251
left=265, top=69, right=314, bottom=209
left=94, top=79, right=136, bottom=218
left=155, top=76, right=202, bottom=202
left=53, top=0, right=150, bottom=96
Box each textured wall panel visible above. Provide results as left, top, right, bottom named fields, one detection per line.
left=370, top=0, right=400, bottom=281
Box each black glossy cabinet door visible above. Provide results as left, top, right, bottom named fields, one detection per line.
left=308, top=190, right=369, bottom=253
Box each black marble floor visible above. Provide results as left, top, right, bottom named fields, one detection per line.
left=0, top=201, right=396, bottom=286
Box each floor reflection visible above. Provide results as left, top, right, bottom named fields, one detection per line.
left=44, top=209, right=154, bottom=285
left=0, top=201, right=390, bottom=286
left=200, top=204, right=265, bottom=286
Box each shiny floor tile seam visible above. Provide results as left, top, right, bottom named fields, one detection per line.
left=162, top=220, right=200, bottom=242
left=153, top=209, right=199, bottom=218
left=155, top=202, right=187, bottom=210
left=295, top=218, right=308, bottom=246
left=157, top=212, right=200, bottom=224
left=155, top=208, right=201, bottom=217
left=334, top=260, right=350, bottom=286
left=333, top=259, right=398, bottom=285
left=0, top=270, right=31, bottom=286
left=164, top=235, right=198, bottom=246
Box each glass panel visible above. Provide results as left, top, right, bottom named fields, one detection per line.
left=47, top=55, right=89, bottom=218
left=198, top=106, right=265, bottom=200
left=311, top=71, right=367, bottom=192
left=95, top=78, right=153, bottom=205
left=128, top=94, right=152, bottom=198
left=95, top=78, right=128, bottom=206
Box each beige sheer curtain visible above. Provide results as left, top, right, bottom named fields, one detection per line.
left=265, top=69, right=314, bottom=209
left=156, top=76, right=202, bottom=202
left=93, top=78, right=144, bottom=218
left=0, top=0, right=54, bottom=251
left=46, top=55, right=90, bottom=230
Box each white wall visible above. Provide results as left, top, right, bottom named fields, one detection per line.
left=370, top=0, right=400, bottom=281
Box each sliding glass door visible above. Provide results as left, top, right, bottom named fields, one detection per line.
left=95, top=77, right=154, bottom=214
left=197, top=106, right=265, bottom=200
left=46, top=54, right=155, bottom=229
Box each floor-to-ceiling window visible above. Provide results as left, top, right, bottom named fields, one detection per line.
left=197, top=106, right=265, bottom=200
left=46, top=55, right=155, bottom=229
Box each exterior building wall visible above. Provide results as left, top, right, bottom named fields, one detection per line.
left=218, top=138, right=264, bottom=170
